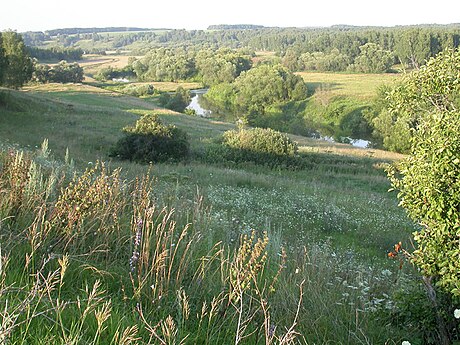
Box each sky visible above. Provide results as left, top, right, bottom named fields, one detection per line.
left=2, top=0, right=460, bottom=32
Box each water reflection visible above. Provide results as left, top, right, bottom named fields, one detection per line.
left=348, top=138, right=371, bottom=148
left=186, top=89, right=372, bottom=148
left=321, top=136, right=372, bottom=148
left=186, top=89, right=211, bottom=117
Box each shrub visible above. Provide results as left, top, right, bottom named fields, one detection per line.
left=110, top=114, right=189, bottom=163
left=197, top=127, right=301, bottom=168
left=34, top=61, right=84, bottom=83
left=94, top=65, right=135, bottom=81
left=158, top=86, right=191, bottom=112
left=385, top=279, right=459, bottom=344
left=223, top=127, right=298, bottom=156
left=120, top=83, right=156, bottom=97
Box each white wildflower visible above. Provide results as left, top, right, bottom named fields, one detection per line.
left=454, top=309, right=460, bottom=319
left=402, top=341, right=411, bottom=345
left=381, top=269, right=392, bottom=276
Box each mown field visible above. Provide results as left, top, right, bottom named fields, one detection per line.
left=297, top=71, right=400, bottom=101
left=0, top=75, right=423, bottom=344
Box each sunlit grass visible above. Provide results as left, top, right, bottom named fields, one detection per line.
left=297, top=71, right=400, bottom=100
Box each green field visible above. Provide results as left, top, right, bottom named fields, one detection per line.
left=298, top=71, right=400, bottom=101
left=0, top=79, right=420, bottom=344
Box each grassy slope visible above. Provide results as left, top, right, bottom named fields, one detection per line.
left=0, top=82, right=417, bottom=344
left=0, top=83, right=410, bottom=255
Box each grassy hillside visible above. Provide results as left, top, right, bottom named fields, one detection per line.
left=0, top=83, right=424, bottom=344
left=0, top=83, right=409, bottom=255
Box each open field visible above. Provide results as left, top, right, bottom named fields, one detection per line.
left=298, top=71, right=400, bottom=101
left=76, top=54, right=140, bottom=81
left=0, top=81, right=418, bottom=344
left=79, top=54, right=136, bottom=69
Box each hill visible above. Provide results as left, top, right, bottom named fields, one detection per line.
left=0, top=82, right=418, bottom=344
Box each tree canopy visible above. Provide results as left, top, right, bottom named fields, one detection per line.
left=387, top=49, right=460, bottom=296
left=24, top=25, right=460, bottom=73
left=34, top=61, right=84, bottom=84
left=0, top=31, right=33, bottom=89
left=204, top=64, right=307, bottom=127
left=371, top=49, right=460, bottom=152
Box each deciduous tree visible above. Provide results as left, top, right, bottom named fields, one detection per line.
left=0, top=33, right=6, bottom=84
left=1, top=31, right=33, bottom=89
left=388, top=49, right=460, bottom=296
left=351, top=43, right=394, bottom=73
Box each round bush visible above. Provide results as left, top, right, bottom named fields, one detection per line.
left=111, top=114, right=189, bottom=163
left=222, top=127, right=298, bottom=156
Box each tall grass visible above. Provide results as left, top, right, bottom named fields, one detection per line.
left=0, top=82, right=422, bottom=343
left=0, top=143, right=412, bottom=344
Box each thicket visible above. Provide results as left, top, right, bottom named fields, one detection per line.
left=131, top=48, right=196, bottom=82
left=370, top=49, right=460, bottom=153
left=94, top=65, right=136, bottom=81
left=110, top=114, right=189, bottom=163
left=157, top=86, right=191, bottom=112
left=223, top=127, right=298, bottom=156
left=303, top=96, right=373, bottom=140
left=195, top=48, right=253, bottom=86
left=203, top=64, right=307, bottom=126
left=387, top=49, right=460, bottom=344
left=197, top=127, right=305, bottom=169
left=33, top=61, right=84, bottom=83
left=119, top=83, right=156, bottom=97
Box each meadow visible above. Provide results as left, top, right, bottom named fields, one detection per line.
left=0, top=72, right=423, bottom=344
left=297, top=72, right=400, bottom=101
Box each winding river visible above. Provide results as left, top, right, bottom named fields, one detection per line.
left=186, top=89, right=371, bottom=148
left=186, top=89, right=211, bottom=117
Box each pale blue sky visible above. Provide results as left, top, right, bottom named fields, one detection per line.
left=2, top=0, right=459, bottom=32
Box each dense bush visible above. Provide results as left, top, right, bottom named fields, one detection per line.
left=370, top=49, right=460, bottom=153
left=94, top=65, right=135, bottom=81
left=131, top=48, right=196, bottom=82
left=299, top=49, right=351, bottom=72
left=119, top=83, right=156, bottom=97
left=204, top=64, right=307, bottom=127
left=349, top=43, right=394, bottom=73
left=34, top=61, right=84, bottom=83
left=0, top=31, right=33, bottom=88
left=223, top=127, right=298, bottom=156
left=197, top=127, right=302, bottom=168
left=385, top=279, right=459, bottom=344
left=198, top=143, right=306, bottom=170
left=28, top=46, right=83, bottom=62
left=158, top=86, right=191, bottom=112
left=110, top=114, right=189, bottom=163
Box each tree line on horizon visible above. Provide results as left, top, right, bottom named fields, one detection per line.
left=4, top=25, right=460, bottom=154
left=22, top=24, right=460, bottom=70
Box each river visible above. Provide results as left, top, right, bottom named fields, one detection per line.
left=186, top=89, right=211, bottom=117
left=186, top=89, right=372, bottom=148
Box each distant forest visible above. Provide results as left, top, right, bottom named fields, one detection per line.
left=23, top=24, right=460, bottom=70
left=207, top=24, right=266, bottom=30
